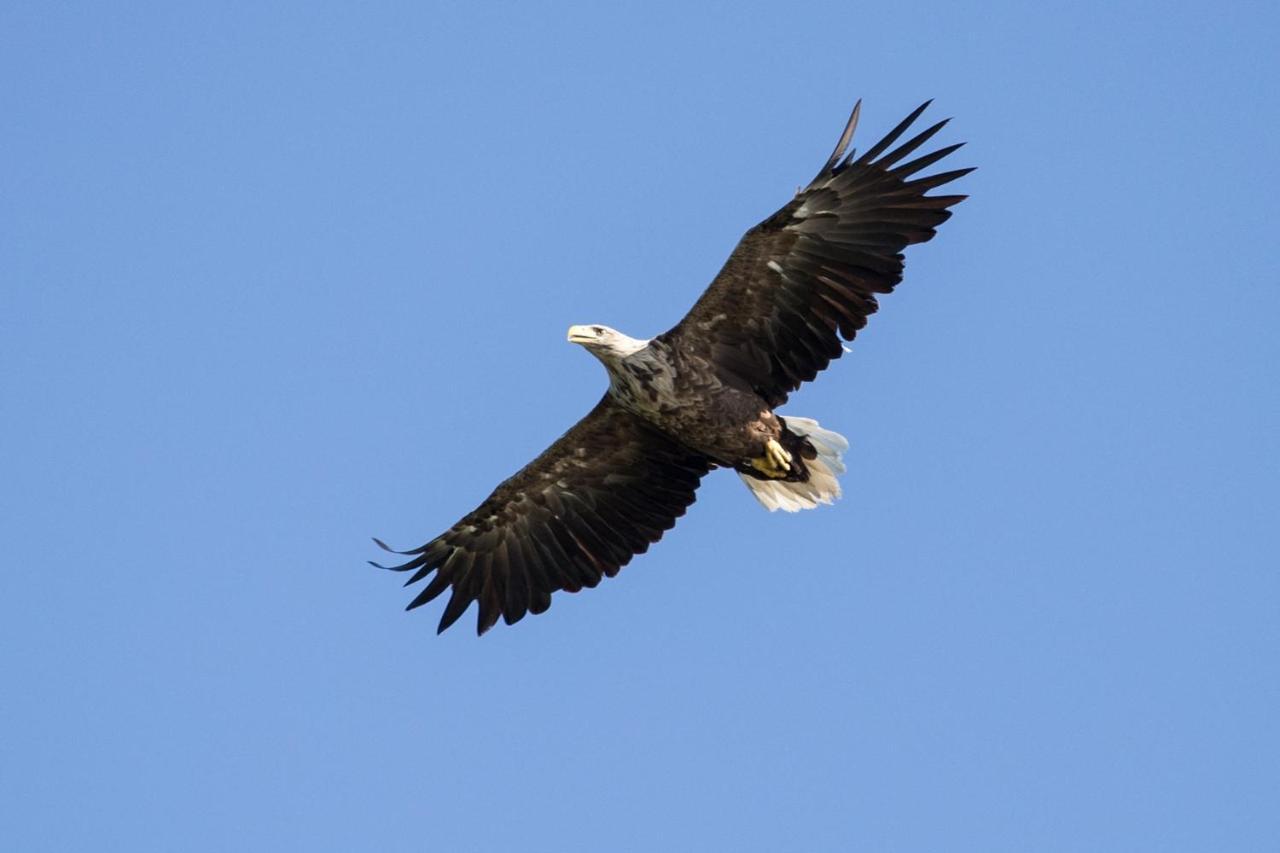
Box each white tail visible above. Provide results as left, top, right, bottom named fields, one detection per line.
left=738, top=417, right=849, bottom=512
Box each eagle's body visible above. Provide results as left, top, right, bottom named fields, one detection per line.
left=375, top=100, right=971, bottom=634
left=599, top=335, right=777, bottom=467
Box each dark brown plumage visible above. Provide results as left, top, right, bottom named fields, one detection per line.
left=660, top=100, right=972, bottom=408
left=374, top=397, right=710, bottom=634
left=374, top=100, right=969, bottom=634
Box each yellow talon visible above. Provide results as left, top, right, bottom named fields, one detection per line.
left=750, top=439, right=792, bottom=478
left=767, top=438, right=791, bottom=470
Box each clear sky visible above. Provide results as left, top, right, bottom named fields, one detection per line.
left=3, top=2, right=1278, bottom=851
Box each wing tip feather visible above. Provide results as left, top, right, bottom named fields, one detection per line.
left=815, top=98, right=862, bottom=180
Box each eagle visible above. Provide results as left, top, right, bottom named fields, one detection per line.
left=374, top=99, right=971, bottom=634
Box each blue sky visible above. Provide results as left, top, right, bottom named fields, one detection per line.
left=3, top=2, right=1278, bottom=850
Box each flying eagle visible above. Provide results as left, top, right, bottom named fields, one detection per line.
left=374, top=100, right=970, bottom=634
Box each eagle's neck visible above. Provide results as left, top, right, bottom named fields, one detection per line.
left=603, top=332, right=650, bottom=359
left=604, top=340, right=679, bottom=418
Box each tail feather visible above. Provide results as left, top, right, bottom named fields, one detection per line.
left=739, top=417, right=848, bottom=512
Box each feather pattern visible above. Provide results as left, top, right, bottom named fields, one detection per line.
left=659, top=101, right=972, bottom=407
left=375, top=99, right=970, bottom=635
left=373, top=397, right=710, bottom=634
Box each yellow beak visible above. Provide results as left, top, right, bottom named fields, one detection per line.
left=566, top=325, right=596, bottom=345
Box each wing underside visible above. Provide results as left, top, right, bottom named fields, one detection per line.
left=661, top=100, right=972, bottom=407
left=374, top=397, right=711, bottom=634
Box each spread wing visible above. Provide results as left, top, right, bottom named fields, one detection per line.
left=373, top=397, right=711, bottom=635
left=660, top=100, right=972, bottom=407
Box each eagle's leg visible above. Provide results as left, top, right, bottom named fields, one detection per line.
left=749, top=438, right=792, bottom=478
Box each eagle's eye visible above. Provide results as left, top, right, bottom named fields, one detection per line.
left=592, top=326, right=604, bottom=335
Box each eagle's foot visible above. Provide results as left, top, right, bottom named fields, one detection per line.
left=768, top=439, right=792, bottom=470
left=749, top=438, right=792, bottom=478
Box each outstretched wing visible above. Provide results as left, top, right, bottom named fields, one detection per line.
left=660, top=100, right=972, bottom=407
left=373, top=397, right=711, bottom=635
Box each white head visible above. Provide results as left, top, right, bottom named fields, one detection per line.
left=566, top=324, right=649, bottom=363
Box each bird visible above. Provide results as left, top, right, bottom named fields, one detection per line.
left=373, top=99, right=971, bottom=635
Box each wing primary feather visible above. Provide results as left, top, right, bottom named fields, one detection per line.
left=371, top=536, right=438, bottom=557
left=886, top=193, right=968, bottom=209
left=476, top=571, right=503, bottom=635
left=406, top=546, right=460, bottom=589
left=814, top=99, right=861, bottom=181
left=876, top=119, right=951, bottom=169
left=528, top=588, right=552, bottom=615
left=854, top=99, right=933, bottom=165
left=905, top=166, right=976, bottom=192
left=890, top=142, right=966, bottom=179
left=410, top=569, right=453, bottom=609
left=500, top=542, right=531, bottom=626
left=435, top=586, right=473, bottom=634
left=371, top=537, right=403, bottom=554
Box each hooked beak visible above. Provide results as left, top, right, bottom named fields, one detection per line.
left=566, top=325, right=596, bottom=345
